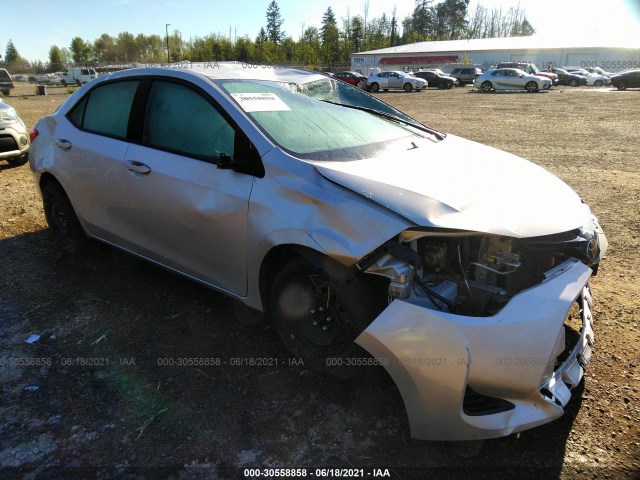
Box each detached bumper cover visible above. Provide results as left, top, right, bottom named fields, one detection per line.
left=356, top=258, right=593, bottom=440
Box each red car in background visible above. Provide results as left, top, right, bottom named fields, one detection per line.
left=334, top=71, right=368, bottom=88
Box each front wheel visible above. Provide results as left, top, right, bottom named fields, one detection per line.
left=481, top=81, right=492, bottom=93
left=403, top=82, right=413, bottom=92
left=594, top=79, right=603, bottom=87
left=42, top=182, right=86, bottom=254
left=271, top=259, right=383, bottom=380
left=526, top=81, right=539, bottom=93
left=370, top=82, right=379, bottom=93
left=569, top=78, right=579, bottom=87
left=617, top=82, right=627, bottom=90
left=6, top=154, right=28, bottom=166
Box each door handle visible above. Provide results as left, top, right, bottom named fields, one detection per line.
left=126, top=160, right=151, bottom=175
left=55, top=139, right=72, bottom=150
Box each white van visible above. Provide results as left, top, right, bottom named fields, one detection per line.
left=62, top=67, right=97, bottom=86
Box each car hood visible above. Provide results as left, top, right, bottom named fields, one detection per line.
left=313, top=134, right=591, bottom=238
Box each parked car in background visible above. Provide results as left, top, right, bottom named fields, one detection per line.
left=550, top=67, right=587, bottom=87
left=563, top=68, right=609, bottom=87
left=609, top=69, right=640, bottom=90
left=474, top=68, right=551, bottom=92
left=449, top=67, right=482, bottom=85
left=588, top=66, right=613, bottom=78
left=62, top=67, right=97, bottom=86
left=496, top=62, right=558, bottom=85
left=29, top=63, right=607, bottom=441
left=0, top=101, right=30, bottom=166
left=367, top=70, right=427, bottom=92
left=334, top=71, right=367, bottom=88
left=413, top=70, right=457, bottom=89
left=0, top=68, right=14, bottom=96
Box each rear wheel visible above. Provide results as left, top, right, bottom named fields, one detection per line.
left=42, top=182, right=86, bottom=254
left=481, top=81, right=492, bottom=93
left=526, top=81, right=539, bottom=93
left=403, top=82, right=413, bottom=92
left=272, top=258, right=384, bottom=380
left=1, top=89, right=9, bottom=96
left=370, top=82, right=379, bottom=92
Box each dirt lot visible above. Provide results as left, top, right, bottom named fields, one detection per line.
left=0, top=83, right=639, bottom=479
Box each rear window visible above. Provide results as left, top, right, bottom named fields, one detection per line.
left=0, top=69, right=10, bottom=80
left=68, top=80, right=139, bottom=138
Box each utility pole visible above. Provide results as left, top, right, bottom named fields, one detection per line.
left=165, top=24, right=171, bottom=64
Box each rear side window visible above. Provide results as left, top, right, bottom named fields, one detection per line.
left=143, top=80, right=235, bottom=160
left=69, top=80, right=139, bottom=138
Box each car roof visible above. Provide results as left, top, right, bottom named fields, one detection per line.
left=101, top=61, right=328, bottom=85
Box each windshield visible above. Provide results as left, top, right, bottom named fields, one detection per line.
left=218, top=78, right=426, bottom=161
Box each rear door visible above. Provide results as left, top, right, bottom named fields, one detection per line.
left=388, top=72, right=402, bottom=89
left=123, top=78, right=255, bottom=295
left=54, top=79, right=139, bottom=246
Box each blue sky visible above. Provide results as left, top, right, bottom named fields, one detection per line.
left=5, top=0, right=640, bottom=62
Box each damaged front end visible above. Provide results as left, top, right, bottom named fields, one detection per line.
left=355, top=217, right=607, bottom=440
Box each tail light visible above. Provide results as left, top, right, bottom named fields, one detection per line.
left=29, top=128, right=38, bottom=142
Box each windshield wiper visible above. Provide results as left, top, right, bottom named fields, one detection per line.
left=319, top=99, right=446, bottom=141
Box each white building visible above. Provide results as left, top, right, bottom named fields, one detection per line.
left=351, top=35, right=640, bottom=75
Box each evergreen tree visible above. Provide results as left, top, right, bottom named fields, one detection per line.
left=266, top=1, right=285, bottom=44
left=4, top=40, right=19, bottom=63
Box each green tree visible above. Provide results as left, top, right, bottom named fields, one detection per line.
left=116, top=32, right=140, bottom=62
left=70, top=37, right=91, bottom=64
left=320, top=7, right=339, bottom=64
left=266, top=1, right=285, bottom=44
left=48, top=45, right=64, bottom=72
left=4, top=40, right=20, bottom=63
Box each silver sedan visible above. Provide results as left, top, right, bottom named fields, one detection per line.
left=474, top=68, right=551, bottom=92
left=29, top=63, right=606, bottom=441
left=367, top=70, right=427, bottom=92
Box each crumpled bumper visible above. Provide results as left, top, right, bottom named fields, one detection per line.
left=356, top=258, right=594, bottom=440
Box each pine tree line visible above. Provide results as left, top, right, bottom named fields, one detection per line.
left=1, top=1, right=535, bottom=73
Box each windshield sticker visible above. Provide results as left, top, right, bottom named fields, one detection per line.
left=231, top=93, right=291, bottom=112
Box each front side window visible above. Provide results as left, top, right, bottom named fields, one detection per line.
left=143, top=80, right=235, bottom=160
left=69, top=80, right=139, bottom=138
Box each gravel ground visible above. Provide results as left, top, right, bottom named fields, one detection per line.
left=0, top=83, right=638, bottom=479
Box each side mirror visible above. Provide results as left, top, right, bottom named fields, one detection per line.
left=216, top=132, right=265, bottom=177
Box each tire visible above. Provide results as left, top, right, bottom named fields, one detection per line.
left=382, top=89, right=389, bottom=92
left=370, top=82, right=379, bottom=93
left=617, top=82, right=627, bottom=90
left=481, top=81, right=492, bottom=93
left=403, top=82, right=413, bottom=93
left=6, top=154, right=28, bottom=166
left=1, top=89, right=9, bottom=96
left=594, top=80, right=603, bottom=87
left=526, top=81, right=539, bottom=93
left=448, top=82, right=453, bottom=89
left=42, top=182, right=86, bottom=254
left=271, top=258, right=385, bottom=381
left=75, top=80, right=81, bottom=86
left=61, top=80, right=67, bottom=87
left=569, top=78, right=579, bottom=87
